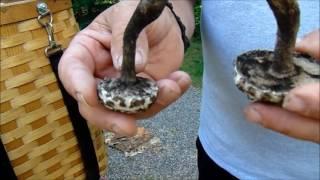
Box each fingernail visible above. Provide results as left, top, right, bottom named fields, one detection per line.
left=135, top=50, right=144, bottom=65
left=76, top=92, right=90, bottom=107
left=283, top=94, right=305, bottom=112
left=111, top=124, right=126, bottom=136
left=244, top=106, right=262, bottom=123
left=114, top=55, right=123, bottom=70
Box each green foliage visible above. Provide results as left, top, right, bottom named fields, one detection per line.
left=193, top=0, right=202, bottom=39
left=72, top=0, right=119, bottom=29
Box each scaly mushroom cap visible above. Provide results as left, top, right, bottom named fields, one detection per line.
left=97, top=77, right=158, bottom=113
left=234, top=50, right=320, bottom=104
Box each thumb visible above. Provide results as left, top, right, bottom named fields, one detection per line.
left=295, top=29, right=320, bottom=60
left=63, top=63, right=98, bottom=107
left=109, top=1, right=149, bottom=73
left=283, top=83, right=320, bottom=120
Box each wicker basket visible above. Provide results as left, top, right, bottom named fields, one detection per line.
left=0, top=0, right=107, bottom=179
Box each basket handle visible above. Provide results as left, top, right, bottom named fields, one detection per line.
left=36, top=2, right=101, bottom=179
left=0, top=138, right=17, bottom=180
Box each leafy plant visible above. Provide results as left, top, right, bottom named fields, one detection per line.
left=193, top=0, right=202, bottom=39
left=72, top=0, right=119, bottom=29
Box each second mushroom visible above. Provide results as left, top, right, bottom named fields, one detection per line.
left=234, top=0, right=320, bottom=104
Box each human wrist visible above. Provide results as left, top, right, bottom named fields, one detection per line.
left=168, top=0, right=195, bottom=39
left=117, top=0, right=195, bottom=39
left=165, top=2, right=190, bottom=51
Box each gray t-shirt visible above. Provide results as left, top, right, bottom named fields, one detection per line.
left=199, top=0, right=320, bottom=179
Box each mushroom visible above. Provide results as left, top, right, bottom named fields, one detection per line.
left=234, top=0, right=320, bottom=104
left=97, top=0, right=168, bottom=113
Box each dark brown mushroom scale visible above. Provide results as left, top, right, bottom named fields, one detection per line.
left=97, top=0, right=168, bottom=113
left=234, top=0, right=320, bottom=104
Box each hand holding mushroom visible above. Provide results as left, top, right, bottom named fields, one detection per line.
left=245, top=30, right=320, bottom=143
left=235, top=0, right=319, bottom=103
left=234, top=0, right=320, bottom=143
left=58, top=0, right=192, bottom=136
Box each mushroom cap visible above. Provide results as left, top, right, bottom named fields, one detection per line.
left=234, top=50, right=320, bottom=104
left=97, top=77, right=158, bottom=113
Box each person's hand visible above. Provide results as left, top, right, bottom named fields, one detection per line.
left=244, top=29, right=320, bottom=143
left=58, top=1, right=193, bottom=136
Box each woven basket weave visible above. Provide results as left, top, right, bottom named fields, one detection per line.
left=0, top=0, right=107, bottom=179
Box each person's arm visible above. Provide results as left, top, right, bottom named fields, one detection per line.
left=245, top=29, right=320, bottom=143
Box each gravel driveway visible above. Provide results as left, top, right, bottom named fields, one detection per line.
left=106, top=86, right=201, bottom=179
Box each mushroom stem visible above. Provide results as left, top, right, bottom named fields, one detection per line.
left=266, top=0, right=300, bottom=77
left=121, top=0, right=168, bottom=84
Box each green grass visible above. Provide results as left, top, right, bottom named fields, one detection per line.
left=181, top=38, right=203, bottom=87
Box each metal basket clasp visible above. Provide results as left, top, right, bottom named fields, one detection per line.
left=37, top=1, right=62, bottom=57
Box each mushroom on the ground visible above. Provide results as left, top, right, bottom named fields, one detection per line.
left=97, top=0, right=168, bottom=113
